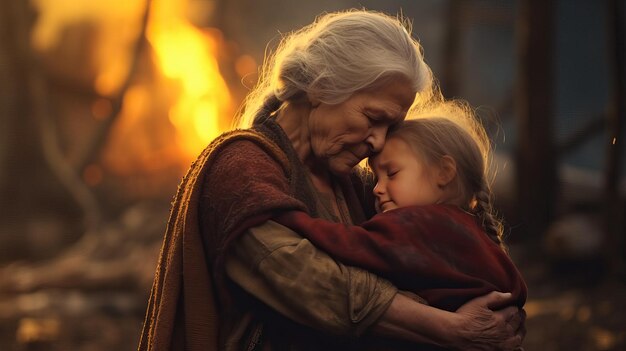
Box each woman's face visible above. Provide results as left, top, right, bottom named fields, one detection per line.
left=307, top=78, right=415, bottom=175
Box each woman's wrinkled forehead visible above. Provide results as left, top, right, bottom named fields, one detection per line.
left=364, top=76, right=416, bottom=111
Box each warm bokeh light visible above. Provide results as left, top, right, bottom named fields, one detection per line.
left=235, top=54, right=258, bottom=80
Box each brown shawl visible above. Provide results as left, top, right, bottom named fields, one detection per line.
left=137, top=124, right=309, bottom=351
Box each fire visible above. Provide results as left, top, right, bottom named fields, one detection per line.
left=147, top=0, right=233, bottom=160
left=30, top=0, right=237, bottom=178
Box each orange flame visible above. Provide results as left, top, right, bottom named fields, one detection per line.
left=147, top=0, right=233, bottom=160
left=31, top=0, right=236, bottom=175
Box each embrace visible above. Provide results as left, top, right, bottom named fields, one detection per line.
left=138, top=9, right=527, bottom=351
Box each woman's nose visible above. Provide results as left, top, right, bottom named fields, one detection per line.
left=366, top=126, right=387, bottom=153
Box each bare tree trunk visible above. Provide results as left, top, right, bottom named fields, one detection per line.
left=0, top=0, right=15, bottom=203
left=515, top=0, right=557, bottom=244
left=0, top=0, right=48, bottom=216
left=605, top=0, right=625, bottom=277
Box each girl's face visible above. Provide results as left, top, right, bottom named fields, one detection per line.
left=307, top=78, right=415, bottom=175
left=371, top=137, right=445, bottom=213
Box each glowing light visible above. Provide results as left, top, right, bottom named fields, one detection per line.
left=30, top=0, right=237, bottom=174
left=148, top=0, right=233, bottom=160
left=235, top=55, right=258, bottom=79
left=16, top=318, right=60, bottom=344
left=590, top=327, right=618, bottom=350
left=613, top=137, right=617, bottom=145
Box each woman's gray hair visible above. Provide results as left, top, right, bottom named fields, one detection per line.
left=235, top=9, right=434, bottom=127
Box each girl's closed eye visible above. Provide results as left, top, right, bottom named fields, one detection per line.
left=388, top=169, right=399, bottom=178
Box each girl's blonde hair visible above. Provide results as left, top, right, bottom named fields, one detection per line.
left=234, top=9, right=434, bottom=128
left=387, top=102, right=505, bottom=249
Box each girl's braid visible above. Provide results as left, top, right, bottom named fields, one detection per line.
left=473, top=178, right=506, bottom=251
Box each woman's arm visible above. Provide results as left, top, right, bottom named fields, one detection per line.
left=375, top=292, right=525, bottom=350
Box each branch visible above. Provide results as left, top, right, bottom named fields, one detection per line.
left=75, top=0, right=152, bottom=173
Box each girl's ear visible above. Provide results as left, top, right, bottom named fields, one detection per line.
left=436, top=155, right=457, bottom=188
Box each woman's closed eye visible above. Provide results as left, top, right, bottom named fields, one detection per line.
left=365, top=114, right=381, bottom=127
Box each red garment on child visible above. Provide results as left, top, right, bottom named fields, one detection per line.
left=274, top=205, right=527, bottom=311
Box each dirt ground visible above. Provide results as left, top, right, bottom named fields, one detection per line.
left=513, top=252, right=626, bottom=351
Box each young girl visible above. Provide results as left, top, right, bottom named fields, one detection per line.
left=273, top=113, right=527, bottom=312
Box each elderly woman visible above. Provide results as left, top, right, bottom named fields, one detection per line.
left=139, top=10, right=525, bottom=351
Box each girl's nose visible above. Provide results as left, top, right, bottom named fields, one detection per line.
left=373, top=181, right=385, bottom=196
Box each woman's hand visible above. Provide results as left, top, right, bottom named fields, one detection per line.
left=451, top=291, right=526, bottom=351
left=373, top=291, right=525, bottom=350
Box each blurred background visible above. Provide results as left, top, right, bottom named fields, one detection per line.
left=0, top=0, right=624, bottom=350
